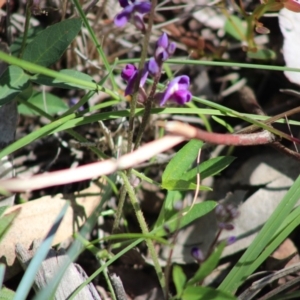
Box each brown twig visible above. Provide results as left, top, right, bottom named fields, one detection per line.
left=163, top=121, right=278, bottom=146
left=237, top=85, right=300, bottom=161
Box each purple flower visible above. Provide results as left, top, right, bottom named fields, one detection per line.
left=191, top=247, right=204, bottom=262
left=147, top=57, right=160, bottom=76
left=155, top=33, right=176, bottom=63
left=114, top=0, right=151, bottom=32
left=226, top=236, right=237, bottom=245
left=215, top=203, right=239, bottom=231
left=121, top=64, right=137, bottom=81
left=157, top=75, right=192, bottom=106
left=145, top=34, right=176, bottom=77
left=218, top=222, right=234, bottom=231
left=121, top=64, right=149, bottom=96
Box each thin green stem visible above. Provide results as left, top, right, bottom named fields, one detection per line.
left=75, top=236, right=117, bottom=300
left=127, top=0, right=157, bottom=154
left=134, top=71, right=161, bottom=150
left=112, top=185, right=127, bottom=232
left=112, top=0, right=158, bottom=232
left=19, top=0, right=32, bottom=58
left=119, top=171, right=166, bottom=295
left=72, top=0, right=117, bottom=91
left=118, top=58, right=300, bottom=74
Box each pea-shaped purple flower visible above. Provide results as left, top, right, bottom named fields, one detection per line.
left=155, top=33, right=176, bottom=64
left=157, top=75, right=192, bottom=106
left=114, top=0, right=151, bottom=32
left=121, top=64, right=149, bottom=96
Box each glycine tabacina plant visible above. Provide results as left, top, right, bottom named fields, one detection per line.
left=116, top=1, right=192, bottom=107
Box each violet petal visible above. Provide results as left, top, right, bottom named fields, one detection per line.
left=147, top=57, right=160, bottom=75
left=171, top=90, right=192, bottom=104
left=157, top=32, right=168, bottom=48
left=133, top=13, right=146, bottom=31
left=176, top=75, right=190, bottom=90
left=191, top=247, right=204, bottom=262
left=159, top=76, right=191, bottom=106
left=121, top=64, right=137, bottom=81
left=168, top=42, right=176, bottom=55
left=119, top=0, right=130, bottom=8
left=227, top=236, right=237, bottom=245
left=134, top=2, right=151, bottom=14
left=124, top=71, right=138, bottom=96
left=114, top=6, right=133, bottom=27
left=155, top=47, right=169, bottom=62
left=140, top=67, right=149, bottom=87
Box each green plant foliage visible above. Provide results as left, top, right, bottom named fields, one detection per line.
left=247, top=49, right=276, bottom=60
left=152, top=201, right=217, bottom=237
left=224, top=15, right=246, bottom=41
left=155, top=190, right=183, bottom=228
left=173, top=265, right=187, bottom=298
left=22, top=18, right=82, bottom=67
left=0, top=264, right=4, bottom=289
left=188, top=242, right=226, bottom=285
left=162, top=139, right=203, bottom=182
left=0, top=286, right=15, bottom=299
left=18, top=91, right=69, bottom=116
left=185, top=156, right=236, bottom=182
left=162, top=139, right=235, bottom=190
left=161, top=179, right=212, bottom=191
left=182, top=286, right=236, bottom=300
left=219, top=175, right=300, bottom=294
left=0, top=66, right=30, bottom=105
left=31, top=69, right=96, bottom=90
left=211, top=116, right=234, bottom=133
left=0, top=207, right=20, bottom=244
left=10, top=27, right=43, bottom=56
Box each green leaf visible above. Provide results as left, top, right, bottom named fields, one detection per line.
left=31, top=69, right=96, bottom=89
left=155, top=191, right=183, bottom=228
left=182, top=286, right=236, bottom=300
left=162, top=139, right=203, bottom=182
left=173, top=265, right=187, bottom=297
left=219, top=175, right=300, bottom=294
left=0, top=263, right=4, bottom=289
left=0, top=66, right=30, bottom=105
left=185, top=156, right=236, bottom=181
left=161, top=179, right=211, bottom=191
left=247, top=206, right=300, bottom=286
left=225, top=15, right=246, bottom=41
left=10, top=27, right=43, bottom=56
left=188, top=242, right=226, bottom=285
left=0, top=286, right=15, bottom=300
left=247, top=49, right=276, bottom=60
left=18, top=91, right=69, bottom=116
left=22, top=18, right=82, bottom=67
left=152, top=201, right=216, bottom=237
left=0, top=208, right=20, bottom=243
left=0, top=207, right=7, bottom=218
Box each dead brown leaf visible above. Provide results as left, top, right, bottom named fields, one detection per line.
left=0, top=180, right=103, bottom=281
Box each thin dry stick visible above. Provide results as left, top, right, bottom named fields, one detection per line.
left=284, top=115, right=298, bottom=153
left=239, top=261, right=300, bottom=300
left=237, top=86, right=300, bottom=160
left=0, top=135, right=185, bottom=191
